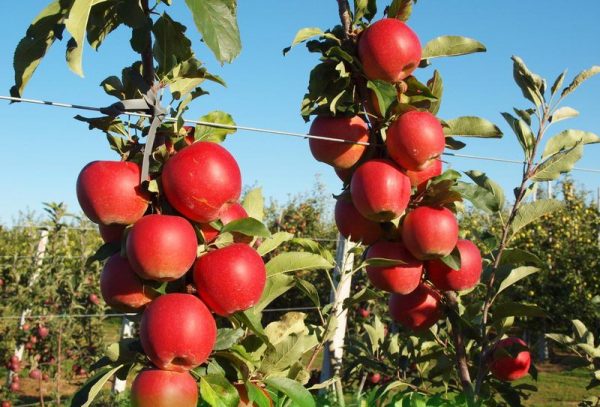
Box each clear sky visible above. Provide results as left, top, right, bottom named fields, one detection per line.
left=1, top=1, right=599, bottom=224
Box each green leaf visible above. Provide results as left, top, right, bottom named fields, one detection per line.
left=256, top=232, right=294, bottom=257
left=295, top=278, right=321, bottom=307
left=549, top=106, right=579, bottom=123
left=561, top=66, right=600, bottom=97
left=511, top=56, right=545, bottom=107
left=65, top=0, right=94, bottom=77
left=343, top=287, right=382, bottom=309
left=545, top=333, right=575, bottom=346
left=509, top=199, right=563, bottom=240
left=184, top=0, right=241, bottom=64
left=221, top=217, right=270, bottom=238
left=421, top=36, right=486, bottom=61
left=387, top=0, right=413, bottom=21
left=70, top=364, right=124, bottom=407
left=493, top=302, right=546, bottom=319
left=264, top=312, right=308, bottom=346
left=532, top=144, right=583, bottom=182
left=443, top=116, right=502, bottom=138
left=496, top=266, right=540, bottom=296
left=75, top=115, right=129, bottom=137
left=254, top=274, right=295, bottom=312
left=283, top=27, right=324, bottom=55
left=195, top=111, right=236, bottom=143
left=439, top=246, right=461, bottom=270
left=465, top=170, right=505, bottom=212
left=105, top=338, right=143, bottom=363
left=498, top=249, right=544, bottom=267
left=427, top=70, right=443, bottom=115
left=541, top=129, right=600, bottom=159
left=550, top=70, right=567, bottom=96
left=200, top=374, right=240, bottom=407
left=361, top=258, right=406, bottom=268
left=214, top=328, right=244, bottom=351
left=264, top=377, right=316, bottom=407
left=86, top=1, right=122, bottom=50
left=501, top=112, right=535, bottom=158
left=241, top=187, right=264, bottom=221
left=235, top=310, right=270, bottom=346
left=260, top=333, right=318, bottom=375
left=85, top=242, right=120, bottom=266
left=513, top=108, right=534, bottom=126
left=265, top=252, right=333, bottom=277
left=11, top=0, right=68, bottom=97
left=245, top=382, right=272, bottom=407
left=572, top=320, right=594, bottom=346
left=367, top=80, right=397, bottom=117
left=445, top=137, right=466, bottom=150
left=153, top=12, right=193, bottom=75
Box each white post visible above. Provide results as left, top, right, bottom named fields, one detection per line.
left=547, top=181, right=553, bottom=199
left=112, top=318, right=135, bottom=393
left=320, top=234, right=356, bottom=383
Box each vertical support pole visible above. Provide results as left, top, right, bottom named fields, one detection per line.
left=112, top=318, right=135, bottom=393
left=320, top=234, right=356, bottom=388
left=547, top=181, right=553, bottom=199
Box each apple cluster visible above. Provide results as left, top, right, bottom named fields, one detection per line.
left=76, top=134, right=267, bottom=406
left=310, top=18, right=529, bottom=381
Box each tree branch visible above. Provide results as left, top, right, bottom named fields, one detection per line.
left=336, top=0, right=352, bottom=39
left=141, top=0, right=155, bottom=85
left=445, top=291, right=473, bottom=396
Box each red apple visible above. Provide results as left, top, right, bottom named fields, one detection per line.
left=401, top=206, right=458, bottom=260
left=388, top=283, right=443, bottom=331
left=88, top=293, right=100, bottom=305
left=358, top=308, right=370, bottom=318
left=10, top=356, right=19, bottom=365
left=131, top=369, right=198, bottom=407
left=162, top=142, right=242, bottom=223
left=9, top=382, right=19, bottom=392
left=42, top=374, right=49, bottom=381
left=99, top=223, right=125, bottom=243
left=369, top=373, right=381, bottom=384
left=489, top=337, right=531, bottom=381
left=183, top=126, right=195, bottom=145
left=366, top=241, right=423, bottom=294
left=335, top=198, right=383, bottom=245
left=2, top=400, right=12, bottom=407
left=358, top=18, right=421, bottom=83
left=194, top=243, right=266, bottom=316
left=126, top=215, right=197, bottom=281
left=199, top=202, right=249, bottom=243
left=387, top=111, right=445, bottom=171
left=350, top=159, right=411, bottom=222
left=100, top=254, right=155, bottom=312
left=308, top=116, right=369, bottom=169
left=37, top=326, right=49, bottom=339
left=404, top=159, right=443, bottom=191
left=334, top=167, right=354, bottom=183
left=76, top=161, right=149, bottom=225
left=427, top=239, right=482, bottom=291
left=29, top=369, right=42, bottom=380
left=140, top=293, right=216, bottom=371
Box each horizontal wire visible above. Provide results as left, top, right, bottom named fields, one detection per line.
left=2, top=94, right=599, bottom=173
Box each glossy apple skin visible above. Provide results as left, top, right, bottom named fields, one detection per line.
left=199, top=202, right=248, bottom=243
left=366, top=241, right=423, bottom=294
left=100, top=254, right=155, bottom=312
left=76, top=161, right=149, bottom=225
left=126, top=215, right=197, bottom=281
left=99, top=224, right=125, bottom=243
left=489, top=337, right=531, bottom=381
left=402, top=206, right=458, bottom=260
left=427, top=239, right=482, bottom=291
left=388, top=283, right=443, bottom=331
left=405, top=159, right=443, bottom=192
left=162, top=141, right=242, bottom=223
left=194, top=243, right=266, bottom=316
left=358, top=18, right=421, bottom=83
left=387, top=111, right=445, bottom=171
left=131, top=369, right=198, bottom=407
left=309, top=116, right=369, bottom=169
left=335, top=198, right=383, bottom=245
left=140, top=293, right=216, bottom=371
left=350, top=159, right=411, bottom=222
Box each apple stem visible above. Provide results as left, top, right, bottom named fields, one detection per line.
left=141, top=0, right=155, bottom=86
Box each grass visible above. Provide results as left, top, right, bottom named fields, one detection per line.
left=519, top=364, right=593, bottom=406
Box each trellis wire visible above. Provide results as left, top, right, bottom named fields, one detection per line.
left=2, top=95, right=599, bottom=173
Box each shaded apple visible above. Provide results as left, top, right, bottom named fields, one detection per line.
left=366, top=241, right=423, bottom=294
left=489, top=337, right=531, bottom=381
left=76, top=161, right=149, bottom=225
left=199, top=202, right=249, bottom=243
left=308, top=116, right=369, bottom=169
left=401, top=206, right=458, bottom=260
left=334, top=198, right=383, bottom=245
left=100, top=254, right=155, bottom=312
left=140, top=293, right=216, bottom=371
left=99, top=223, right=125, bottom=243
left=404, top=159, right=443, bottom=191
left=427, top=239, right=482, bottom=291
left=194, top=243, right=266, bottom=316
left=388, top=283, right=443, bottom=331
left=131, top=369, right=198, bottom=407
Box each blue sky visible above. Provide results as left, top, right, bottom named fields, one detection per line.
left=1, top=0, right=599, bottom=224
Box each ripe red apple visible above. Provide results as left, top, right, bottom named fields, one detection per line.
left=2, top=400, right=12, bottom=407
left=9, top=382, right=19, bottom=392
left=358, top=18, right=421, bottom=83
left=42, top=374, right=49, bottom=382
left=126, top=215, right=197, bottom=281
left=350, top=159, right=411, bottom=222
left=29, top=369, right=42, bottom=380
left=199, top=202, right=248, bottom=243
left=22, top=323, right=30, bottom=331
left=99, top=223, right=125, bottom=243
left=334, top=198, right=383, bottom=245
left=76, top=161, right=149, bottom=225
left=358, top=308, right=370, bottom=318
left=401, top=206, right=458, bottom=260
left=427, top=239, right=482, bottom=291
left=366, top=241, right=423, bottom=294
left=37, top=326, right=49, bottom=339
left=489, top=337, right=531, bottom=381
left=404, top=159, right=443, bottom=191
left=334, top=167, right=354, bottom=183
left=140, top=293, right=216, bottom=371
left=10, top=356, right=19, bottom=365
left=308, top=116, right=369, bottom=169
left=88, top=293, right=100, bottom=305
left=131, top=369, right=198, bottom=407
left=388, top=283, right=443, bottom=331
left=369, top=373, right=381, bottom=384
left=194, top=243, right=266, bottom=316
left=100, top=254, right=155, bottom=312
left=387, top=111, right=445, bottom=171
left=162, top=142, right=242, bottom=223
